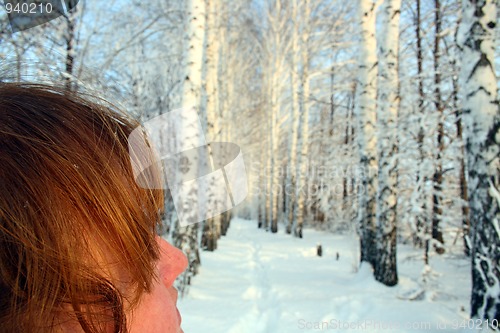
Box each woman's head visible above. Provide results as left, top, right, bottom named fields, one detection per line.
left=0, top=82, right=186, bottom=332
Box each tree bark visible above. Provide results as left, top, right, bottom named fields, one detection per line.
left=431, top=0, right=445, bottom=254
left=374, top=0, right=401, bottom=286
left=293, top=0, right=311, bottom=239
left=414, top=0, right=429, bottom=252
left=175, top=0, right=206, bottom=295
left=64, top=9, right=76, bottom=91
left=356, top=0, right=379, bottom=268
left=458, top=0, right=500, bottom=325
left=453, top=69, right=470, bottom=256
left=202, top=0, right=221, bottom=252
left=286, top=0, right=301, bottom=234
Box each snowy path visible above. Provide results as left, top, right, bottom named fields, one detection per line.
left=178, top=218, right=475, bottom=333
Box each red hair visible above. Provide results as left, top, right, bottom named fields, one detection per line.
left=0, top=83, right=164, bottom=332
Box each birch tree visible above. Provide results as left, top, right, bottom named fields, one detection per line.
left=263, top=0, right=289, bottom=233
left=201, top=0, right=221, bottom=252
left=292, top=0, right=311, bottom=238
left=374, top=0, right=401, bottom=286
left=286, top=0, right=302, bottom=234
left=457, top=0, right=500, bottom=324
left=174, top=0, right=206, bottom=296
left=356, top=0, right=379, bottom=268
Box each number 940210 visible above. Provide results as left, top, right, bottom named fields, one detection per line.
left=5, top=2, right=53, bottom=14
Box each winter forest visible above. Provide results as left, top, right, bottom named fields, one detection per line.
left=0, top=0, right=499, bottom=332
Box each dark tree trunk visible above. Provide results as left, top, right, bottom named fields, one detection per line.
left=414, top=0, right=427, bottom=250
left=452, top=55, right=470, bottom=256
left=258, top=197, right=264, bottom=229
left=202, top=218, right=217, bottom=251
left=286, top=176, right=295, bottom=234
left=64, top=12, right=75, bottom=91
left=431, top=0, right=445, bottom=255
left=220, top=211, right=231, bottom=236
left=271, top=181, right=279, bottom=233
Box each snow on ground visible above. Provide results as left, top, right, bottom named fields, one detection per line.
left=178, top=218, right=482, bottom=333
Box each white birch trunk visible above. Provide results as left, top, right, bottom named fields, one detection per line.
left=374, top=0, right=401, bottom=286
left=202, top=0, right=221, bottom=251
left=205, top=0, right=220, bottom=143
left=457, top=0, right=499, bottom=324
left=267, top=0, right=286, bottom=233
left=286, top=0, right=301, bottom=234
left=175, top=0, right=206, bottom=295
left=269, top=70, right=280, bottom=233
left=292, top=0, right=311, bottom=238
left=182, top=0, right=206, bottom=109
left=218, top=9, right=232, bottom=235
left=355, top=0, right=379, bottom=267
left=265, top=74, right=273, bottom=231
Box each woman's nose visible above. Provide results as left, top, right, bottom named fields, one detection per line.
left=157, top=237, right=188, bottom=288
